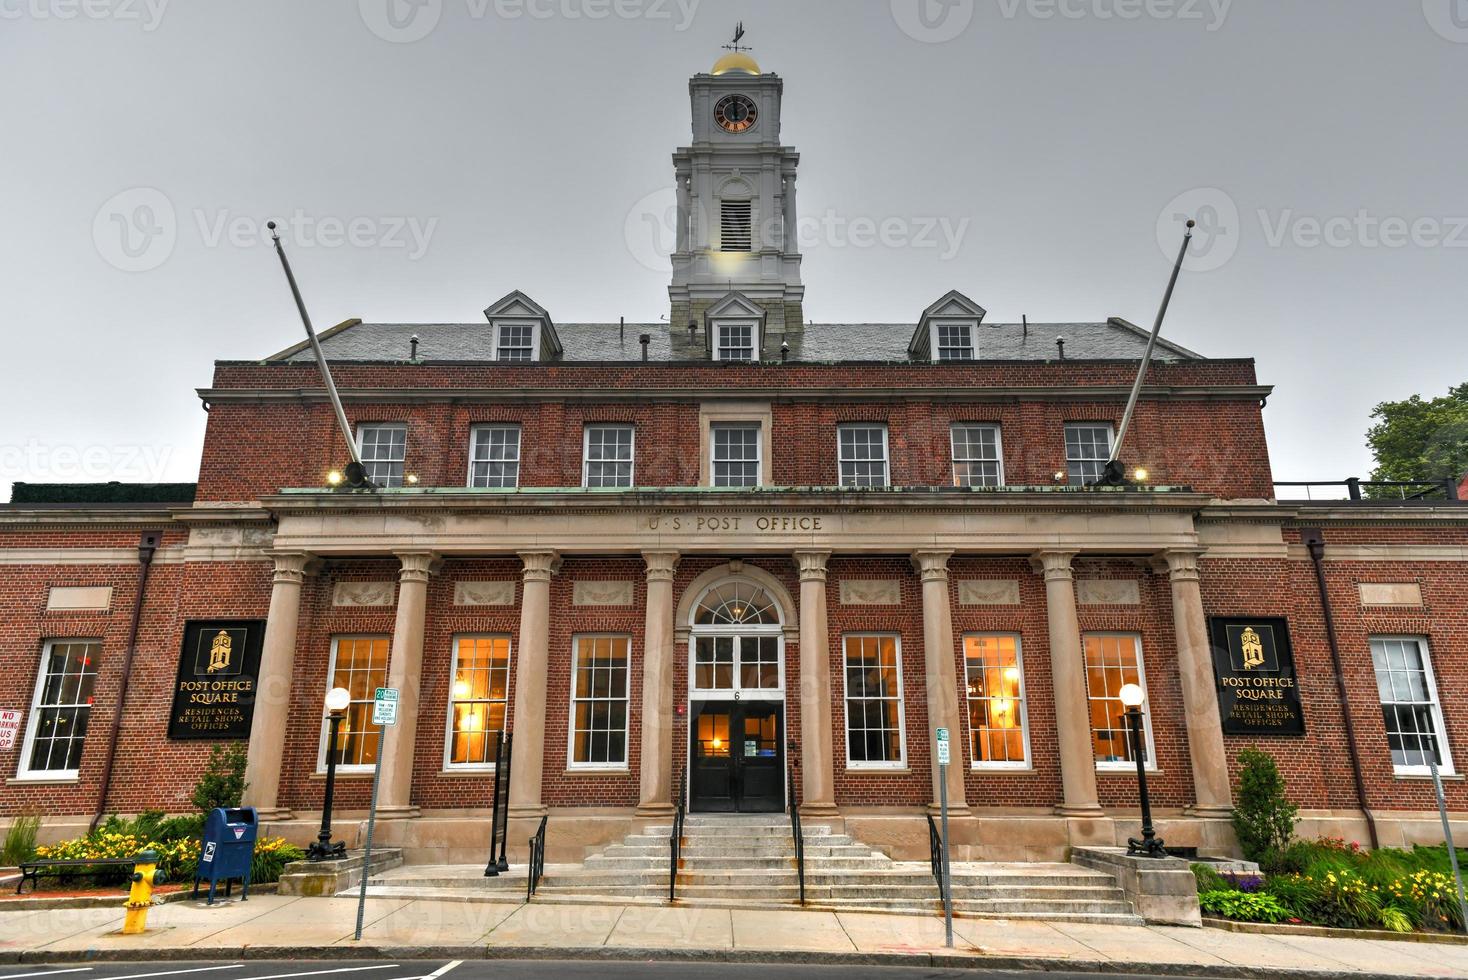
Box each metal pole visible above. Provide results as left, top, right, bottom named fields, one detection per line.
left=939, top=761, right=953, bottom=948
left=310, top=712, right=344, bottom=860
left=1109, top=220, right=1194, bottom=468
left=1428, top=753, right=1468, bottom=935
left=354, top=747, right=385, bottom=941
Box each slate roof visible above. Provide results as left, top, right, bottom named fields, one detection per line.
left=276, top=319, right=1201, bottom=363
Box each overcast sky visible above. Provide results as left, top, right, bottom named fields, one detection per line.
left=3, top=0, right=1466, bottom=498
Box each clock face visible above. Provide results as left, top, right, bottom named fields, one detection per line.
left=714, top=94, right=758, bottom=133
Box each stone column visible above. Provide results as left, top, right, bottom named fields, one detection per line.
left=242, top=551, right=312, bottom=819
left=912, top=550, right=968, bottom=816
left=675, top=172, right=691, bottom=254
left=509, top=551, right=559, bottom=817
left=783, top=173, right=799, bottom=254
left=1035, top=551, right=1104, bottom=817
left=376, top=551, right=438, bottom=818
left=794, top=551, right=838, bottom=817
left=1163, top=549, right=1234, bottom=816
left=636, top=551, right=679, bottom=817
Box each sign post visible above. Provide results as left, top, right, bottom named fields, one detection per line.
left=1427, top=752, right=1468, bottom=936
left=354, top=687, right=398, bottom=941
left=935, top=727, right=953, bottom=948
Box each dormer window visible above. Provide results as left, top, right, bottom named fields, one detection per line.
left=935, top=322, right=975, bottom=361
left=496, top=322, right=535, bottom=362
left=715, top=321, right=756, bottom=361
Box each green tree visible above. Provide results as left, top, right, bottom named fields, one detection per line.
left=1232, top=748, right=1298, bottom=864
left=1366, top=383, right=1468, bottom=497
left=190, top=743, right=249, bottom=813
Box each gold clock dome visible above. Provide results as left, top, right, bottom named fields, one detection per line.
left=711, top=51, right=760, bottom=75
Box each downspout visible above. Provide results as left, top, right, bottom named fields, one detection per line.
left=89, top=530, right=162, bottom=834
left=1301, top=527, right=1380, bottom=850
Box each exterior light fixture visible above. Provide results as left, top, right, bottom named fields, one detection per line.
left=406, top=474, right=419, bottom=485
left=327, top=470, right=344, bottom=486
left=1132, top=467, right=1149, bottom=483
left=1053, top=471, right=1067, bottom=483
left=308, top=687, right=353, bottom=861
left=1118, top=683, right=1166, bottom=858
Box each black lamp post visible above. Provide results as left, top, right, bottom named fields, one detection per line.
left=1120, top=683, right=1167, bottom=858
left=307, top=686, right=351, bottom=861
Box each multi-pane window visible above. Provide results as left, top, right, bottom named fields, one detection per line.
left=583, top=424, right=634, bottom=488
left=711, top=423, right=760, bottom=487
left=1083, top=634, right=1153, bottom=769
left=720, top=199, right=752, bottom=251
left=321, top=636, right=389, bottom=770
left=964, top=634, right=1028, bottom=767
left=469, top=425, right=521, bottom=488
left=951, top=424, right=1003, bottom=487
left=496, top=322, right=534, bottom=361
left=935, top=322, right=974, bottom=361
left=715, top=323, right=755, bottom=361
left=1371, top=636, right=1454, bottom=775
left=843, top=635, right=904, bottom=767
left=358, top=423, right=407, bottom=488
left=569, top=635, right=631, bottom=768
left=1065, top=423, right=1113, bottom=486
left=838, top=424, right=890, bottom=488
left=445, top=635, right=511, bottom=768
left=18, top=640, right=100, bottom=778
left=693, top=636, right=781, bottom=691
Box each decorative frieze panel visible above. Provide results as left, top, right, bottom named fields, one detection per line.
left=958, top=579, right=1020, bottom=606
left=332, top=581, right=397, bottom=607
left=1076, top=579, right=1140, bottom=606
left=454, top=580, right=515, bottom=606
left=839, top=579, right=900, bottom=605
left=1358, top=582, right=1423, bottom=607
left=573, top=581, right=634, bottom=606
left=46, top=586, right=113, bottom=611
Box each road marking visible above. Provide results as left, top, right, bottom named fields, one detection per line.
left=420, top=964, right=461, bottom=980
left=0, top=971, right=93, bottom=980
left=242, top=967, right=400, bottom=980
left=110, top=967, right=245, bottom=980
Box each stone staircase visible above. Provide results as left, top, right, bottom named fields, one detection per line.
left=365, top=813, right=1142, bottom=924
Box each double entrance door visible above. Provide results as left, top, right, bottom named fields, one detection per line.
left=689, top=700, right=784, bottom=813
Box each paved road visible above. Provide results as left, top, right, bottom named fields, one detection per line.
left=0, top=960, right=1208, bottom=980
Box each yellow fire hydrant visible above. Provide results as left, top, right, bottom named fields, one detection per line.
left=123, top=850, right=167, bottom=935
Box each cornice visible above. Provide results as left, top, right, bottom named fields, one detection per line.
left=0, top=506, right=180, bottom=526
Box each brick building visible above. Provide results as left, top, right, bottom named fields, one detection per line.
left=3, top=51, right=1466, bottom=866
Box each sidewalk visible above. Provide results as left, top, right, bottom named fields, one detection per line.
left=2, top=893, right=1467, bottom=977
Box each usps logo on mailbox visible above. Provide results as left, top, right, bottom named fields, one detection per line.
left=203, top=841, right=217, bottom=863
left=233, top=827, right=245, bottom=840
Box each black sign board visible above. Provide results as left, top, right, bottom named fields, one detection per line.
left=167, top=620, right=266, bottom=740
left=1208, top=616, right=1306, bottom=736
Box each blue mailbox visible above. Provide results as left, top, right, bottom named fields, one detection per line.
left=193, top=806, right=258, bottom=904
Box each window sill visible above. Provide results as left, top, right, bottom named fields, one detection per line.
left=438, top=768, right=497, bottom=777
left=1395, top=771, right=1462, bottom=781
left=1096, top=765, right=1161, bottom=775
left=309, top=770, right=377, bottom=780
left=564, top=767, right=630, bottom=776
left=8, top=775, right=80, bottom=786
left=844, top=766, right=909, bottom=775
left=971, top=765, right=1036, bottom=774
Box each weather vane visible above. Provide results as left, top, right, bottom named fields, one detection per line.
left=722, top=22, right=752, bottom=54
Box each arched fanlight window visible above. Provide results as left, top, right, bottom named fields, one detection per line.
left=692, top=581, right=780, bottom=627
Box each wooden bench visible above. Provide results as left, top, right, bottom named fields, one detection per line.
left=15, top=857, right=136, bottom=894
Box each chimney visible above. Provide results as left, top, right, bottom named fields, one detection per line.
left=639, top=333, right=651, bottom=361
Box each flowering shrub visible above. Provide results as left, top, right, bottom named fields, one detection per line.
left=35, top=832, right=303, bottom=885
left=1199, top=889, right=1292, bottom=923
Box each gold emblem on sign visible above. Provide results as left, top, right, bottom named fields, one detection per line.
left=1239, top=626, right=1265, bottom=670
left=207, top=630, right=233, bottom=673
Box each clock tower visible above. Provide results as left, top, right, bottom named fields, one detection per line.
left=669, top=47, right=804, bottom=340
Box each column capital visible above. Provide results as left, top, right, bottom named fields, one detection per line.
left=266, top=550, right=314, bottom=585
left=394, top=551, right=442, bottom=583
left=910, top=550, right=953, bottom=582
left=1031, top=550, right=1078, bottom=581
left=518, top=550, right=561, bottom=582
left=792, top=550, right=831, bottom=582
left=1158, top=548, right=1205, bottom=582
left=641, top=551, right=680, bottom=582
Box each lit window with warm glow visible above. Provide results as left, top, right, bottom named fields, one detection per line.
left=843, top=634, right=905, bottom=768
left=320, top=636, right=389, bottom=771
left=18, top=639, right=100, bottom=779
left=964, top=634, right=1029, bottom=767
left=445, top=635, right=511, bottom=768
left=1083, top=633, right=1154, bottom=769
left=569, top=635, right=630, bottom=768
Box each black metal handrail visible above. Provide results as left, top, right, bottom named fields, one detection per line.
left=788, top=759, right=805, bottom=905
left=926, top=813, right=944, bottom=890
left=668, top=766, right=686, bottom=902
left=526, top=815, right=547, bottom=901
left=1275, top=478, right=1461, bottom=503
